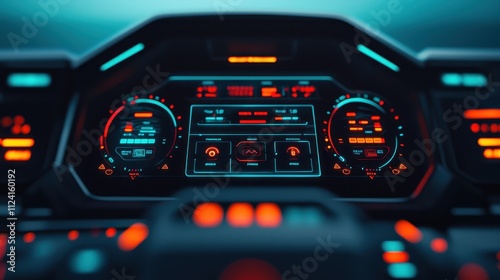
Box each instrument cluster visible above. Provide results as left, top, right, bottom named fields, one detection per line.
left=71, top=76, right=432, bottom=200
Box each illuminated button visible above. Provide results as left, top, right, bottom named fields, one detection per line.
left=194, top=141, right=231, bottom=173
left=205, top=146, right=220, bottom=159
left=275, top=141, right=312, bottom=172
left=236, top=141, right=266, bottom=162
left=286, top=147, right=301, bottom=158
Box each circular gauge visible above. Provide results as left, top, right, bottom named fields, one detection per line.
left=324, top=92, right=405, bottom=178
left=100, top=96, right=178, bottom=179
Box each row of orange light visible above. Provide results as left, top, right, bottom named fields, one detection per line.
left=484, top=149, right=500, bottom=159
left=193, top=202, right=282, bottom=228
left=228, top=56, right=277, bottom=63
left=1, top=138, right=35, bottom=161
left=464, top=109, right=500, bottom=120
left=21, top=223, right=149, bottom=252
left=348, top=137, right=386, bottom=144
left=470, top=123, right=500, bottom=133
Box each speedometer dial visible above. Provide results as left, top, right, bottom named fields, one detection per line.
left=99, top=95, right=180, bottom=180
left=324, top=92, right=405, bottom=179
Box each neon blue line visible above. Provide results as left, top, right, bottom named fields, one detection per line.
left=7, top=73, right=51, bottom=87
left=100, top=43, right=145, bottom=71
left=334, top=97, right=385, bottom=113
left=357, top=45, right=400, bottom=72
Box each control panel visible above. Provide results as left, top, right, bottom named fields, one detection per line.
left=185, top=105, right=321, bottom=176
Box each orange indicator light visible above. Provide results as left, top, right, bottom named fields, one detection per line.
left=256, top=203, right=282, bottom=228
left=383, top=252, right=410, bottom=263
left=227, top=203, right=254, bottom=228
left=254, top=111, right=268, bottom=116
left=348, top=138, right=385, bottom=144
left=67, top=230, right=79, bottom=241
left=4, top=150, right=31, bottom=161
left=228, top=56, right=277, bottom=63
left=134, top=112, right=153, bottom=118
left=484, top=149, right=500, bottom=159
left=117, top=223, right=149, bottom=251
left=1, top=138, right=34, bottom=148
left=478, top=138, right=500, bottom=147
left=395, top=220, right=422, bottom=243
left=23, top=232, right=36, bottom=243
left=464, top=109, right=500, bottom=119
left=124, top=125, right=133, bottom=132
left=430, top=238, right=448, bottom=253
left=470, top=123, right=480, bottom=133
left=193, top=203, right=224, bottom=228
left=105, top=227, right=117, bottom=238
left=261, top=87, right=281, bottom=98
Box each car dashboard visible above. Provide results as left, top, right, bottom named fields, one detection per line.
left=1, top=15, right=500, bottom=280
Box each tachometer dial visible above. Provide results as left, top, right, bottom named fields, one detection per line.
left=99, top=95, right=180, bottom=180
left=323, top=92, right=405, bottom=179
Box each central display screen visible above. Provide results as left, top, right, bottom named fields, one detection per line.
left=185, top=104, right=321, bottom=177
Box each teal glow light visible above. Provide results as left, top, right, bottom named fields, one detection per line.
left=284, top=206, right=323, bottom=226
left=100, top=43, right=145, bottom=71
left=381, top=240, right=405, bottom=252
left=69, top=249, right=105, bottom=274
left=441, top=73, right=461, bottom=86
left=387, top=263, right=417, bottom=279
left=462, top=73, right=487, bottom=87
left=441, top=73, right=487, bottom=87
left=357, top=45, right=400, bottom=72
left=7, top=73, right=51, bottom=87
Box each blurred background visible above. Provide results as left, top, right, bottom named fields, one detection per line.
left=1, top=0, right=500, bottom=57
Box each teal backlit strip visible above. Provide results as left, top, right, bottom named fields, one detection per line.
left=100, top=43, right=145, bottom=71
left=357, top=44, right=400, bottom=72
left=7, top=73, right=51, bottom=87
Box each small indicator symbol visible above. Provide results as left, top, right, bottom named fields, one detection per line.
left=286, top=147, right=301, bottom=158
left=205, top=147, right=220, bottom=159
left=342, top=169, right=351, bottom=175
